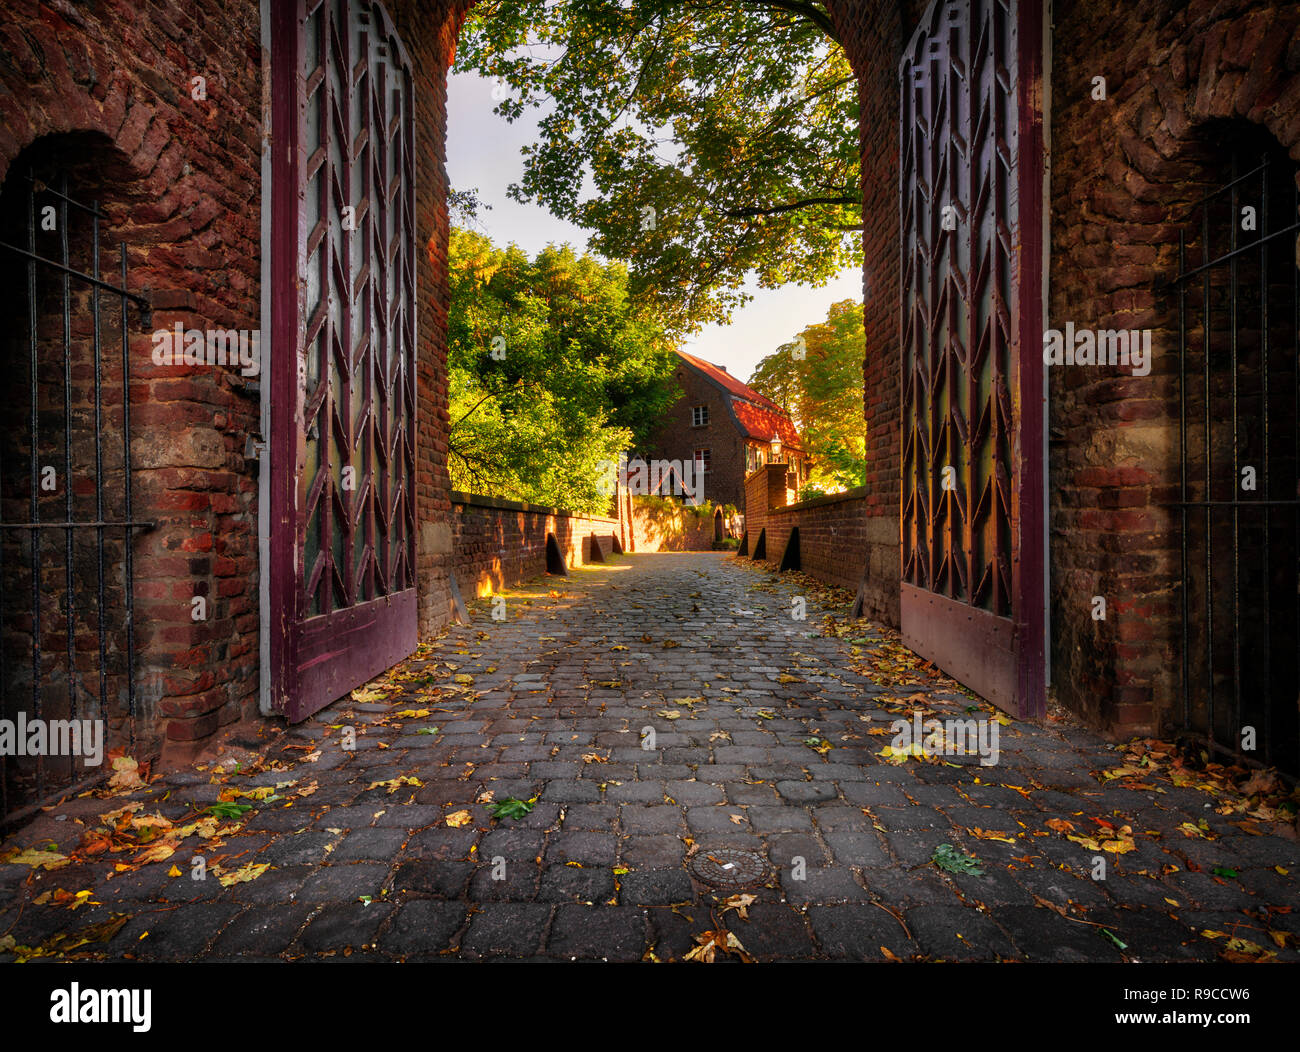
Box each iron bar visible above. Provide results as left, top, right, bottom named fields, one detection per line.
left=1179, top=227, right=1189, bottom=737
left=92, top=197, right=107, bottom=741
left=0, top=520, right=154, bottom=530
left=1202, top=192, right=1214, bottom=750
left=27, top=164, right=43, bottom=804
left=1229, top=152, right=1241, bottom=756
left=120, top=242, right=137, bottom=730
left=61, top=171, right=76, bottom=733
left=0, top=240, right=150, bottom=315
left=1169, top=221, right=1300, bottom=284
left=1260, top=153, right=1272, bottom=766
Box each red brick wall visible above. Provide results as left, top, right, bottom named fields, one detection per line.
left=743, top=464, right=871, bottom=594
left=1047, top=0, right=1300, bottom=736
left=0, top=0, right=265, bottom=755
left=822, top=0, right=932, bottom=627
left=392, top=0, right=469, bottom=634
left=450, top=491, right=621, bottom=597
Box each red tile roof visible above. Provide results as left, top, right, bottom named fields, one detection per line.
left=730, top=399, right=803, bottom=450
left=676, top=350, right=783, bottom=414
left=676, top=349, right=803, bottom=452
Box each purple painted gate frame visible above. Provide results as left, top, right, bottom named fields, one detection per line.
left=897, top=0, right=1045, bottom=718
left=269, top=0, right=418, bottom=722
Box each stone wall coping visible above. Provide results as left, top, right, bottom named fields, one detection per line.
left=451, top=490, right=617, bottom=524
left=778, top=485, right=869, bottom=514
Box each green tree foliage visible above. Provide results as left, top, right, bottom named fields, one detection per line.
left=448, top=228, right=680, bottom=514
left=456, top=0, right=860, bottom=335
left=748, top=298, right=865, bottom=494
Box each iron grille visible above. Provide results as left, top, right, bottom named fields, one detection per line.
left=1170, top=141, right=1300, bottom=776
left=0, top=168, right=152, bottom=826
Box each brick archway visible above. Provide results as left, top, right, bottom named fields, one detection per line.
left=0, top=5, right=264, bottom=756
left=1047, top=2, right=1300, bottom=737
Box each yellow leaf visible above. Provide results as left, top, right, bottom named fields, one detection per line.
left=969, top=827, right=1017, bottom=844
left=217, top=862, right=270, bottom=887
left=168, top=865, right=183, bottom=877
left=367, top=775, right=423, bottom=794
left=106, top=755, right=146, bottom=792
left=1, top=847, right=70, bottom=870
left=445, top=810, right=472, bottom=828
left=133, top=840, right=179, bottom=865
left=719, top=893, right=756, bottom=920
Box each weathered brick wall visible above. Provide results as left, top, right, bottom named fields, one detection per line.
left=741, top=463, right=789, bottom=549
left=393, top=0, right=468, bottom=634
left=0, top=0, right=265, bottom=755
left=450, top=491, right=621, bottom=597
left=823, top=0, right=931, bottom=627
left=1047, top=0, right=1300, bottom=736
left=0, top=0, right=470, bottom=760
left=743, top=463, right=871, bottom=593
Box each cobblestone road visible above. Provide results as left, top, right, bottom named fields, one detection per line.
left=3, top=552, right=1298, bottom=962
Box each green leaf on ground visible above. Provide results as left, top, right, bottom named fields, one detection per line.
left=490, top=797, right=536, bottom=821
left=203, top=802, right=253, bottom=819
left=932, top=843, right=983, bottom=876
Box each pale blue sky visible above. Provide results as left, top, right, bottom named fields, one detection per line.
left=444, top=70, right=864, bottom=385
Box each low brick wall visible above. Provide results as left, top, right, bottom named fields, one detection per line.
left=743, top=465, right=895, bottom=619
left=450, top=491, right=622, bottom=597
left=627, top=496, right=721, bottom=552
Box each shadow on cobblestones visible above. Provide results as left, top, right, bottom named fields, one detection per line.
left=2, top=552, right=1297, bottom=963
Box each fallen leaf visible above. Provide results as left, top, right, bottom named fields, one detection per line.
left=719, top=893, right=757, bottom=920
left=216, top=862, right=270, bottom=887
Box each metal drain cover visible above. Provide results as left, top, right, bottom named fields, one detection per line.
left=689, top=848, right=771, bottom=888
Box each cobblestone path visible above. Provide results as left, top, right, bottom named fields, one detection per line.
left=3, top=552, right=1298, bottom=962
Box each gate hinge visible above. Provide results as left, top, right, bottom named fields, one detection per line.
left=244, top=434, right=267, bottom=464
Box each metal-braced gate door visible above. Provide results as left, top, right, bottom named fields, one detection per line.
left=1171, top=140, right=1300, bottom=775
left=898, top=0, right=1046, bottom=717
left=269, top=0, right=417, bottom=722
left=0, top=168, right=152, bottom=825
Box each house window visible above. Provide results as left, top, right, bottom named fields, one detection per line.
left=691, top=404, right=708, bottom=427
left=693, top=448, right=711, bottom=473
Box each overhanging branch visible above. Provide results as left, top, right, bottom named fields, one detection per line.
left=716, top=194, right=858, bottom=219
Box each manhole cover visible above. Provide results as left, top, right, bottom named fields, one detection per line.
left=689, top=848, right=771, bottom=888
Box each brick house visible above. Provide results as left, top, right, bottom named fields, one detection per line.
left=641, top=350, right=808, bottom=510
left=0, top=0, right=1296, bottom=824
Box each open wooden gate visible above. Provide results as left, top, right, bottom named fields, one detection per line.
left=898, top=0, right=1046, bottom=717
left=268, top=0, right=418, bottom=722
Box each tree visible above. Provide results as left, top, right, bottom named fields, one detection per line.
left=748, top=298, right=865, bottom=494
left=448, top=228, right=680, bottom=513
left=456, top=0, right=860, bottom=335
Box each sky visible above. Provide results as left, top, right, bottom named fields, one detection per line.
left=444, top=70, right=864, bottom=385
